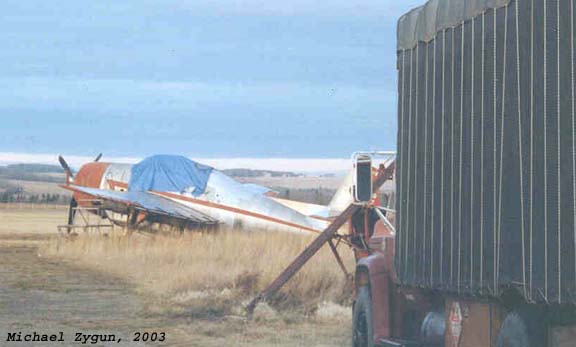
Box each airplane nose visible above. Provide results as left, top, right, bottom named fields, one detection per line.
left=74, top=162, right=110, bottom=188
left=69, top=162, right=110, bottom=206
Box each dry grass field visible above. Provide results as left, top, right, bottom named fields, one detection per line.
left=41, top=231, right=355, bottom=316
left=0, top=206, right=354, bottom=346
left=0, top=206, right=66, bottom=242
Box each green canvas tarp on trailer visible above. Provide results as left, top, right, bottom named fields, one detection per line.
left=396, top=0, right=576, bottom=305
left=397, top=0, right=510, bottom=50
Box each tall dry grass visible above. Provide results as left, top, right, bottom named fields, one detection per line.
left=40, top=230, right=354, bottom=318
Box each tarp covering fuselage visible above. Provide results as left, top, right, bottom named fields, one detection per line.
left=397, top=0, right=510, bottom=50
left=129, top=155, right=213, bottom=196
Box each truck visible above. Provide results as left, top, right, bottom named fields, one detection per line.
left=351, top=0, right=576, bottom=346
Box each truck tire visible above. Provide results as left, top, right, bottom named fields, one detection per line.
left=352, top=285, right=374, bottom=347
left=496, top=307, right=547, bottom=347
left=420, top=310, right=445, bottom=344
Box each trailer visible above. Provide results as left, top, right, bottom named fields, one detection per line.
left=352, top=0, right=576, bottom=346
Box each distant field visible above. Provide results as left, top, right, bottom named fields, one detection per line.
left=0, top=203, right=68, bottom=209
left=0, top=206, right=66, bottom=237
left=4, top=179, right=70, bottom=195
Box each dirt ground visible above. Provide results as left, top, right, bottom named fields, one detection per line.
left=0, top=207, right=351, bottom=347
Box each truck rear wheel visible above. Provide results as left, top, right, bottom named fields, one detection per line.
left=496, top=307, right=547, bottom=347
left=352, top=285, right=374, bottom=347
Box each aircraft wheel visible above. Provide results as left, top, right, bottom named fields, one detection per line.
left=352, top=285, right=374, bottom=347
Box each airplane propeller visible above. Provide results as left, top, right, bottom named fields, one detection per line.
left=59, top=153, right=102, bottom=230
left=58, top=155, right=75, bottom=179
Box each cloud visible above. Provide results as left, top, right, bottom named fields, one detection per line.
left=0, top=0, right=408, bottom=157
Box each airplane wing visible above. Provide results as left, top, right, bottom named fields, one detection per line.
left=62, top=185, right=219, bottom=227
left=242, top=183, right=279, bottom=197
left=269, top=197, right=332, bottom=221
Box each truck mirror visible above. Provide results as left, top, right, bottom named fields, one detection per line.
left=354, top=155, right=373, bottom=203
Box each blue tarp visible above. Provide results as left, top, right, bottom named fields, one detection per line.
left=129, top=155, right=213, bottom=196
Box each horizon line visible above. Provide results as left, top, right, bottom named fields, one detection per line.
left=0, top=152, right=354, bottom=173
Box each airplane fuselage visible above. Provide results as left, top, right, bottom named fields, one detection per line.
left=71, top=161, right=328, bottom=234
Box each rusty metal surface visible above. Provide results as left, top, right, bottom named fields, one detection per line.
left=71, top=162, right=110, bottom=205
left=445, top=299, right=502, bottom=347
left=74, top=162, right=110, bottom=188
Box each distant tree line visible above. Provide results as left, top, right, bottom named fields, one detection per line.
left=223, top=168, right=302, bottom=178
left=0, top=164, right=63, bottom=173
left=0, top=191, right=69, bottom=205
left=0, top=172, right=63, bottom=183
left=0, top=164, right=69, bottom=204
left=0, top=164, right=64, bottom=183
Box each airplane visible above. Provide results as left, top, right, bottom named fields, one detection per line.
left=58, top=154, right=395, bottom=235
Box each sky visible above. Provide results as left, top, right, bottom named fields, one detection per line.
left=0, top=0, right=423, bottom=170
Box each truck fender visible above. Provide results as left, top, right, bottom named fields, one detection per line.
left=355, top=253, right=392, bottom=341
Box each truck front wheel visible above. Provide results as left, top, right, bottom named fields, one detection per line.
left=496, top=307, right=547, bottom=347
left=352, top=285, right=374, bottom=347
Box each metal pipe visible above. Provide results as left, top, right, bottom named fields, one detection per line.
left=351, top=150, right=397, bottom=160
left=378, top=206, right=396, bottom=214
left=374, top=207, right=396, bottom=235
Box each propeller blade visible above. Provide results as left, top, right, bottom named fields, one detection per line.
left=94, top=153, right=102, bottom=162
left=58, top=155, right=75, bottom=179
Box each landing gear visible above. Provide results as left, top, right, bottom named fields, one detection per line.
left=67, top=198, right=77, bottom=226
